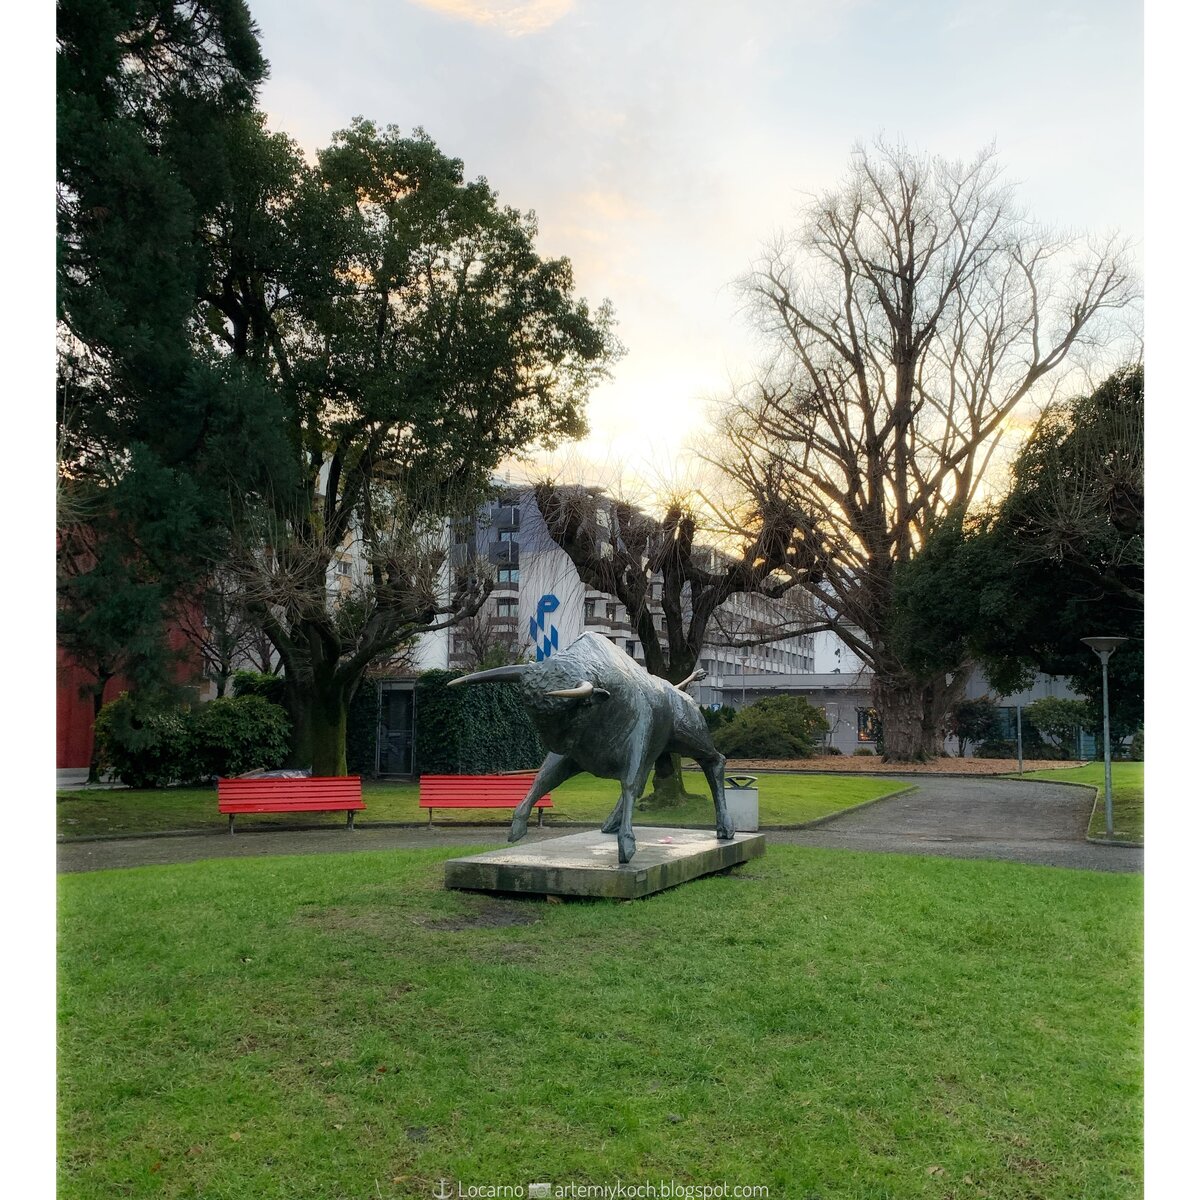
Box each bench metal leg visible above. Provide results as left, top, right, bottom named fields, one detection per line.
left=537, top=807, right=544, bottom=827
left=346, top=810, right=356, bottom=831
left=228, top=813, right=235, bottom=835
left=428, top=808, right=434, bottom=827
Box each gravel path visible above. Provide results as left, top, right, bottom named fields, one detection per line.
left=57, top=775, right=1140, bottom=875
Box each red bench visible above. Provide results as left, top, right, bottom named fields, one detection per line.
left=217, top=776, right=365, bottom=833
left=418, top=773, right=553, bottom=826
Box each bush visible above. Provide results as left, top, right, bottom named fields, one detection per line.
left=189, top=695, right=291, bottom=779
left=852, top=747, right=877, bottom=757
left=825, top=745, right=843, bottom=755
left=414, top=670, right=544, bottom=774
left=1130, top=729, right=1144, bottom=761
left=713, top=696, right=828, bottom=760
left=93, top=693, right=196, bottom=788
left=701, top=706, right=735, bottom=733
left=946, top=697, right=999, bottom=757
left=231, top=670, right=286, bottom=708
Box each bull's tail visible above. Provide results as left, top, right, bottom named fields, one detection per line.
left=447, top=665, right=529, bottom=688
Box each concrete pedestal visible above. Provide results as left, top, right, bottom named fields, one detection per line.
left=444, top=828, right=766, bottom=899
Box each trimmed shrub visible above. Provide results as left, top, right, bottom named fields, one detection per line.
left=414, top=670, right=544, bottom=774
left=852, top=747, right=877, bottom=757
left=825, top=745, right=843, bottom=755
left=189, top=695, right=291, bottom=779
left=701, top=706, right=735, bottom=733
left=93, top=693, right=195, bottom=788
left=713, top=696, right=828, bottom=760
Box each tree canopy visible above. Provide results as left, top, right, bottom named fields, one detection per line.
left=716, top=141, right=1138, bottom=758
left=891, top=366, right=1144, bottom=739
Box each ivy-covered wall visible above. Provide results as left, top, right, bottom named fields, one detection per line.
left=346, top=681, right=381, bottom=776
left=414, top=670, right=544, bottom=775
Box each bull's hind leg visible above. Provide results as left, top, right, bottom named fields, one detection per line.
left=668, top=725, right=734, bottom=840
left=509, top=753, right=580, bottom=843
left=699, top=751, right=734, bottom=840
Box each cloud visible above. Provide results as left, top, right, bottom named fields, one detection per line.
left=407, top=0, right=574, bottom=36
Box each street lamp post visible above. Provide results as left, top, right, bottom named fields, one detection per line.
left=1081, top=636, right=1128, bottom=839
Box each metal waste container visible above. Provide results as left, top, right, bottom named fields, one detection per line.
left=725, top=774, right=759, bottom=832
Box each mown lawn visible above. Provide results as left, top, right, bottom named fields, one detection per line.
left=1013, top=763, right=1143, bottom=844
left=58, top=847, right=1142, bottom=1199
left=56, top=772, right=902, bottom=838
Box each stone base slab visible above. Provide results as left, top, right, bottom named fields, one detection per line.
left=443, top=827, right=766, bottom=899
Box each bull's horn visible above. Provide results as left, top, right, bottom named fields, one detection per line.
left=546, top=681, right=594, bottom=698
left=447, top=665, right=529, bottom=688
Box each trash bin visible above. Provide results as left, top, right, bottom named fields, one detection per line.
left=725, top=774, right=759, bottom=832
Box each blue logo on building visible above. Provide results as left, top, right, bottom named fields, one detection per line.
left=529, top=594, right=560, bottom=661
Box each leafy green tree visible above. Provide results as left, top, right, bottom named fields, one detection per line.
left=57, top=1, right=288, bottom=743
left=891, top=367, right=1143, bottom=740
left=945, top=697, right=998, bottom=758
left=1023, top=697, right=1090, bottom=757
left=200, top=117, right=618, bottom=773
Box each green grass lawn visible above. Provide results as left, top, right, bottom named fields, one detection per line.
left=56, top=772, right=902, bottom=838
left=1012, top=763, right=1143, bottom=844
left=58, top=847, right=1142, bottom=1199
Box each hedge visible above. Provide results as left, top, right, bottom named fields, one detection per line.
left=414, top=670, right=544, bottom=775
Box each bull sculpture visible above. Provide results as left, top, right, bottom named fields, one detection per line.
left=448, top=632, right=733, bottom=863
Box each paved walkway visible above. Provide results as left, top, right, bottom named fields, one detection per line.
left=57, top=775, right=1141, bottom=875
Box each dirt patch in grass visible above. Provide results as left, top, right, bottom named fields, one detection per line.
left=415, top=899, right=544, bottom=931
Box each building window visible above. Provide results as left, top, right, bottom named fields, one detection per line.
left=857, top=708, right=881, bottom=743
left=498, top=567, right=519, bottom=584
left=584, top=599, right=597, bottom=619
left=626, top=640, right=637, bottom=656
left=499, top=530, right=517, bottom=543
left=606, top=602, right=618, bottom=621
left=496, top=598, right=518, bottom=616
left=336, top=560, right=351, bottom=577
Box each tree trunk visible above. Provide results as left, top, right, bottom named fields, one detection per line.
left=639, top=753, right=698, bottom=809
left=86, top=681, right=110, bottom=784
left=873, top=671, right=960, bottom=762
left=282, top=680, right=314, bottom=769
left=310, top=693, right=349, bottom=776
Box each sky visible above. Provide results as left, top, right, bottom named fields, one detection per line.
left=248, top=0, right=1143, bottom=486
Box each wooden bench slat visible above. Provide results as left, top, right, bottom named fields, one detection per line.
left=416, top=773, right=552, bottom=825
left=217, top=776, right=365, bottom=829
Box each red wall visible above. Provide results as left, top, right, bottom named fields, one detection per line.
left=56, top=623, right=206, bottom=769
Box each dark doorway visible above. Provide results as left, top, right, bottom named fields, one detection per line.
left=378, top=685, right=415, bottom=776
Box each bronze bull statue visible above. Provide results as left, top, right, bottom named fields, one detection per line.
left=448, top=632, right=733, bottom=863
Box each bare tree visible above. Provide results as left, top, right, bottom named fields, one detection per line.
left=533, top=481, right=829, bottom=801
left=715, top=140, right=1137, bottom=759
left=451, top=605, right=525, bottom=670
left=173, top=572, right=263, bottom=697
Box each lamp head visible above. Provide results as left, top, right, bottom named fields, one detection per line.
left=1081, top=636, right=1128, bottom=661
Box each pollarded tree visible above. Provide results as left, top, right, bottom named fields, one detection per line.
left=717, top=140, right=1138, bottom=759
left=200, top=117, right=619, bottom=773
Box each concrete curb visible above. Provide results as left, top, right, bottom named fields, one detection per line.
left=57, top=784, right=921, bottom=845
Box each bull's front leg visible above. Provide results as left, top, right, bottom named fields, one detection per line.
left=509, top=753, right=579, bottom=843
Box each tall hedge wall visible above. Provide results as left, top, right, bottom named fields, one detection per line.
left=346, top=681, right=381, bottom=776
left=414, top=670, right=544, bottom=775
